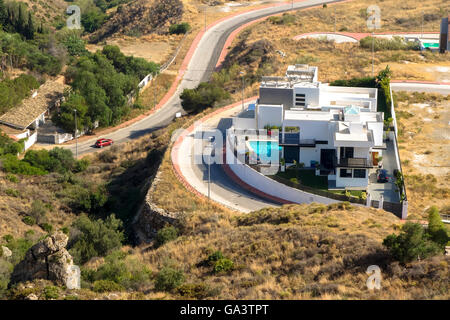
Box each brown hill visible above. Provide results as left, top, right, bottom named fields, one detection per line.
left=89, top=0, right=184, bottom=43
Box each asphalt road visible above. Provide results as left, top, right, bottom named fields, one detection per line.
left=62, top=0, right=346, bottom=156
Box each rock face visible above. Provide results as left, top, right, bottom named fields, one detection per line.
left=10, top=232, right=76, bottom=286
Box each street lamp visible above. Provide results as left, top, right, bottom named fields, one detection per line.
left=73, top=109, right=78, bottom=159
left=240, top=71, right=245, bottom=112
left=204, top=141, right=214, bottom=201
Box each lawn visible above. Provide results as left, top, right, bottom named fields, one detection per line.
left=276, top=169, right=328, bottom=190
left=275, top=169, right=365, bottom=198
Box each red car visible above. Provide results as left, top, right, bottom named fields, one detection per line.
left=95, top=138, right=113, bottom=148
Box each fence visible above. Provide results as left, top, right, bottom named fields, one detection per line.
left=127, top=32, right=191, bottom=105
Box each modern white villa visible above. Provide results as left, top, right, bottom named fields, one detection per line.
left=231, top=65, right=386, bottom=190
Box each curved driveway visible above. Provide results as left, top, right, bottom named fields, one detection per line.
left=63, top=0, right=346, bottom=155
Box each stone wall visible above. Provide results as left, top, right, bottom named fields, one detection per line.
left=132, top=170, right=182, bottom=244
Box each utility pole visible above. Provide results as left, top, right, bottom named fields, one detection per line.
left=154, top=80, right=157, bottom=108
left=240, top=71, right=245, bottom=112
left=291, top=0, right=294, bottom=10
left=334, top=6, right=336, bottom=33
left=73, top=109, right=78, bottom=159
left=372, top=31, right=375, bottom=77
left=421, top=10, right=424, bottom=39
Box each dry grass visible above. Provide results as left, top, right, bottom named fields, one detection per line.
left=393, top=92, right=450, bottom=220
left=120, top=204, right=449, bottom=300
left=217, top=0, right=449, bottom=89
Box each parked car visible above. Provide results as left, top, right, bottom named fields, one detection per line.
left=377, top=169, right=389, bottom=183
left=95, top=138, right=113, bottom=148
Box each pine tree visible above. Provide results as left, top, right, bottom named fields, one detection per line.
left=16, top=4, right=24, bottom=35
left=24, top=11, right=34, bottom=39
left=0, top=0, right=7, bottom=27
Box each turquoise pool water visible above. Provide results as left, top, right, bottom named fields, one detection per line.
left=249, top=141, right=281, bottom=158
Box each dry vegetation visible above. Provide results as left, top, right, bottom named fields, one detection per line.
left=58, top=203, right=447, bottom=300
left=217, top=0, right=449, bottom=95
left=393, top=92, right=450, bottom=220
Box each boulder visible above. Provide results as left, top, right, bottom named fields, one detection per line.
left=10, top=232, right=77, bottom=287
left=1, top=246, right=12, bottom=258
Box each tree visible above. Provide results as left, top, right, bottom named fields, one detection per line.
left=427, top=206, right=449, bottom=248
left=383, top=222, right=443, bottom=264
left=155, top=266, right=185, bottom=292
left=69, top=214, right=124, bottom=264
left=24, top=12, right=34, bottom=40
left=180, top=82, right=230, bottom=114
left=0, top=0, right=7, bottom=27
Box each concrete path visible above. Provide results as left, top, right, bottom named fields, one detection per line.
left=174, top=101, right=279, bottom=212
left=391, top=81, right=450, bottom=95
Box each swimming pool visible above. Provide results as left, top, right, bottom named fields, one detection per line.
left=248, top=140, right=281, bottom=158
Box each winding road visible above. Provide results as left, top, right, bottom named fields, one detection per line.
left=60, top=0, right=450, bottom=212
left=62, top=0, right=347, bottom=156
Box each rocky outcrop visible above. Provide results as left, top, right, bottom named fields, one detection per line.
left=132, top=171, right=182, bottom=244
left=1, top=246, right=12, bottom=258
left=10, top=232, right=76, bottom=286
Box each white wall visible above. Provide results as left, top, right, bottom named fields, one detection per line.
left=226, top=132, right=338, bottom=205
left=353, top=147, right=370, bottom=159
left=24, top=131, right=37, bottom=151
left=368, top=122, right=383, bottom=147
left=283, top=119, right=329, bottom=141
left=336, top=168, right=368, bottom=188
left=233, top=117, right=256, bottom=129
left=293, top=87, right=320, bottom=107
left=257, top=104, right=283, bottom=129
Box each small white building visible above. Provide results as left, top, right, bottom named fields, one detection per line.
left=0, top=79, right=66, bottom=150
left=231, top=65, right=385, bottom=190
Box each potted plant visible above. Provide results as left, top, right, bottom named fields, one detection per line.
left=280, top=158, right=286, bottom=172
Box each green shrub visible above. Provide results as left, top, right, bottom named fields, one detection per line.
left=5, top=188, right=20, bottom=197
left=155, top=266, right=185, bottom=292
left=5, top=174, right=18, bottom=182
left=383, top=222, right=443, bottom=264
left=207, top=251, right=224, bottom=263
left=92, top=279, right=124, bottom=293
left=84, top=251, right=152, bottom=290
left=43, top=286, right=60, bottom=300
left=360, top=36, right=420, bottom=51
left=69, top=214, right=124, bottom=264
left=177, top=283, right=211, bottom=299
left=74, top=159, right=90, bottom=172
left=169, top=22, right=191, bottom=35
left=155, top=226, right=178, bottom=247
left=29, top=200, right=47, bottom=224
left=22, top=216, right=36, bottom=226
left=40, top=223, right=53, bottom=233
left=427, top=206, right=449, bottom=248
left=1, top=154, right=47, bottom=175
left=213, top=258, right=234, bottom=274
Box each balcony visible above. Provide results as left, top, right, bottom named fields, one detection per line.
left=337, top=157, right=373, bottom=168
left=279, top=133, right=316, bottom=147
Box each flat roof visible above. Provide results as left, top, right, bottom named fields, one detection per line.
left=284, top=110, right=335, bottom=121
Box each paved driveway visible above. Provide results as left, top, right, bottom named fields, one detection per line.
left=368, top=140, right=400, bottom=203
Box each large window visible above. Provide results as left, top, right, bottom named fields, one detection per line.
left=353, top=169, right=366, bottom=178
left=339, top=168, right=352, bottom=178
left=340, top=147, right=354, bottom=159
